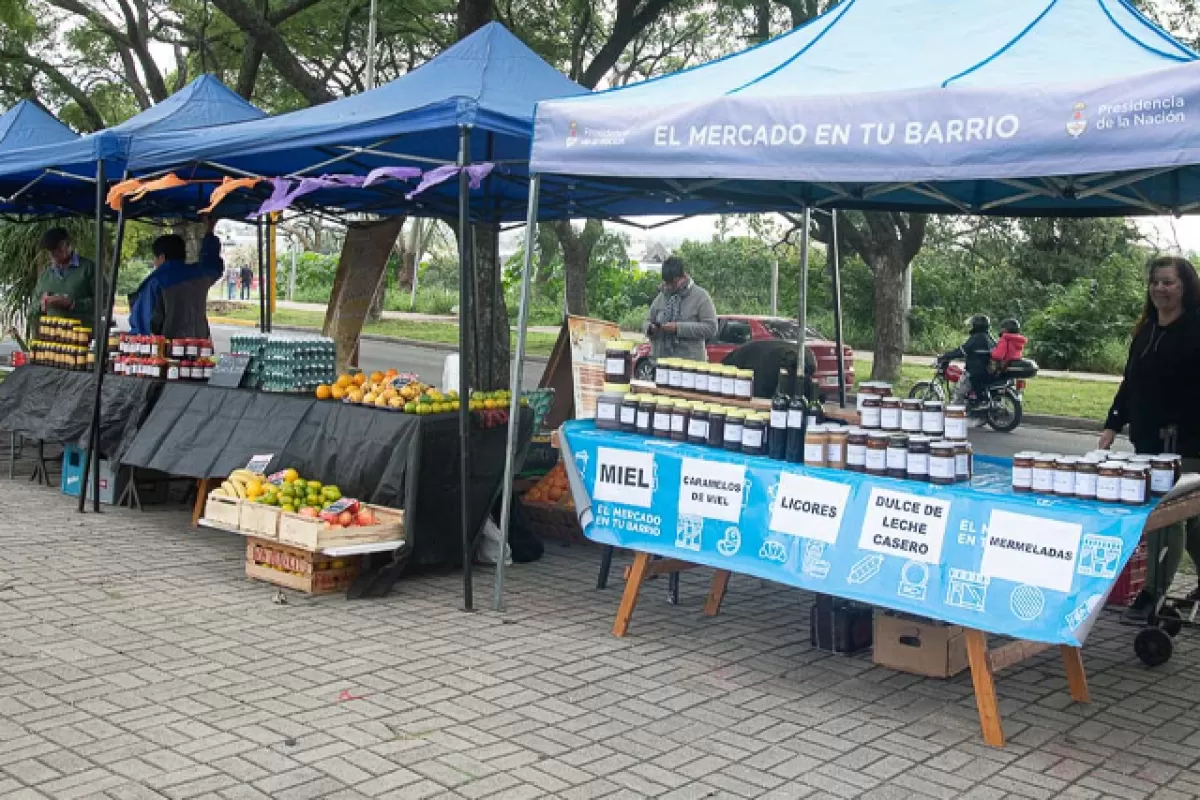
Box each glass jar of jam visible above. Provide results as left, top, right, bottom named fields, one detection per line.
left=707, top=406, right=727, bottom=448
left=944, top=404, right=968, bottom=440
left=652, top=399, right=673, bottom=438
left=620, top=394, right=639, bottom=433
left=184, top=338, right=199, bottom=358
left=654, top=359, right=669, bottom=388
left=861, top=396, right=882, bottom=430
left=1121, top=464, right=1149, bottom=505
left=1053, top=456, right=1078, bottom=496
left=637, top=396, right=655, bottom=435
left=724, top=410, right=746, bottom=452
left=881, top=397, right=902, bottom=431
left=670, top=399, right=690, bottom=442
left=866, top=432, right=889, bottom=476
left=595, top=388, right=623, bottom=431
left=906, top=436, right=931, bottom=481
left=1012, top=451, right=1036, bottom=492
left=826, top=427, right=849, bottom=470
left=1032, top=454, right=1058, bottom=494
left=930, top=441, right=956, bottom=485
left=900, top=399, right=923, bottom=433
left=1076, top=457, right=1100, bottom=500
left=604, top=339, right=634, bottom=388
left=856, top=381, right=879, bottom=411
left=200, top=340, right=214, bottom=358
left=805, top=424, right=829, bottom=467
left=742, top=412, right=768, bottom=456
left=886, top=434, right=909, bottom=478
left=667, top=359, right=683, bottom=389
left=735, top=369, right=754, bottom=400
left=170, top=339, right=186, bottom=359
left=720, top=367, right=737, bottom=399
left=1097, top=461, right=1123, bottom=502
left=680, top=360, right=697, bottom=392
left=955, top=442, right=973, bottom=482
left=692, top=365, right=709, bottom=395
left=687, top=403, right=710, bottom=445
left=1151, top=455, right=1179, bottom=496
left=921, top=401, right=944, bottom=436
left=846, top=428, right=867, bottom=472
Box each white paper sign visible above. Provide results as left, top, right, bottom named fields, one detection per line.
left=980, top=509, right=1082, bottom=592
left=858, top=487, right=951, bottom=564
left=678, top=458, right=746, bottom=523
left=769, top=472, right=851, bottom=544
left=593, top=447, right=656, bottom=508
left=245, top=454, right=274, bottom=474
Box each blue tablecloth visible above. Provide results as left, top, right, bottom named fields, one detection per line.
left=562, top=421, right=1156, bottom=646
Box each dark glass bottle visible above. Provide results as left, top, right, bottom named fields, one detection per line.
left=768, top=368, right=790, bottom=460
left=785, top=391, right=809, bottom=464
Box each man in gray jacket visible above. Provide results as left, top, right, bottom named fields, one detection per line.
left=644, top=256, right=718, bottom=362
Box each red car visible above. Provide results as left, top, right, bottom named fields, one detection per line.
left=632, top=315, right=855, bottom=392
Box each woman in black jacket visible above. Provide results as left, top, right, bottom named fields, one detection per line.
left=1100, top=255, right=1200, bottom=622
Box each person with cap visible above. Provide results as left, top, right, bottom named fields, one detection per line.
left=28, top=227, right=97, bottom=338
left=128, top=216, right=224, bottom=339
left=643, top=255, right=718, bottom=363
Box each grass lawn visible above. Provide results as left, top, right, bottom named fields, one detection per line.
left=854, top=359, right=1115, bottom=422
left=214, top=306, right=560, bottom=357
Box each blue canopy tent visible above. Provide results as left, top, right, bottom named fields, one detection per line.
left=0, top=101, right=78, bottom=217
left=0, top=75, right=265, bottom=513
left=487, top=0, right=1200, bottom=611
left=120, top=23, right=749, bottom=611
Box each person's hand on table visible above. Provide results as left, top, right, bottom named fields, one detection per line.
left=1098, top=429, right=1116, bottom=450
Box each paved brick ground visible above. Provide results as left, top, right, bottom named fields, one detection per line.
left=2, top=479, right=1199, bottom=800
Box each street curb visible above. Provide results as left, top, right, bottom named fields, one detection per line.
left=1022, top=413, right=1104, bottom=433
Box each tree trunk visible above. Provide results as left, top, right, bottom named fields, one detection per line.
left=534, top=224, right=559, bottom=288
left=323, top=217, right=405, bottom=373
left=552, top=218, right=603, bottom=317
left=463, top=224, right=510, bottom=390
left=367, top=268, right=387, bottom=322
left=868, top=249, right=907, bottom=382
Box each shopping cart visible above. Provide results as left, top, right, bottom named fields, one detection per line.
left=1133, top=475, right=1200, bottom=666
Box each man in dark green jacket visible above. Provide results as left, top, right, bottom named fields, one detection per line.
left=28, top=228, right=96, bottom=337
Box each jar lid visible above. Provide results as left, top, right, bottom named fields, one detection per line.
left=807, top=424, right=826, bottom=434
left=690, top=401, right=707, bottom=410
left=882, top=397, right=901, bottom=406
left=606, top=339, right=635, bottom=352
left=1129, top=454, right=1154, bottom=463
left=922, top=400, right=944, bottom=409
left=1108, top=452, right=1132, bottom=461
left=846, top=427, right=865, bottom=436
left=888, top=433, right=909, bottom=444
left=827, top=426, right=849, bottom=437
left=727, top=409, right=746, bottom=419
left=737, top=369, right=753, bottom=378
left=601, top=383, right=628, bottom=393
left=945, top=404, right=966, bottom=413
left=1080, top=454, right=1104, bottom=463
left=674, top=399, right=691, bottom=408
left=1099, top=461, right=1126, bottom=470
left=1151, top=455, right=1176, bottom=464
left=1122, top=463, right=1149, bottom=473
left=1057, top=456, right=1080, bottom=465
left=931, top=441, right=956, bottom=453
left=908, top=435, right=931, bottom=445
left=708, top=405, right=726, bottom=415
left=901, top=398, right=923, bottom=407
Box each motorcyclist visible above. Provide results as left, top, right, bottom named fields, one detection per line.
left=939, top=314, right=995, bottom=404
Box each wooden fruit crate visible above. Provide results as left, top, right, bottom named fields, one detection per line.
left=240, top=502, right=281, bottom=540
left=244, top=537, right=360, bottom=594
left=277, top=504, right=404, bottom=552
left=520, top=497, right=586, bottom=545
left=204, top=494, right=242, bottom=528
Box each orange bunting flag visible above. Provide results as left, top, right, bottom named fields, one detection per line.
left=127, top=173, right=187, bottom=202
left=201, top=176, right=261, bottom=214
left=106, top=178, right=146, bottom=211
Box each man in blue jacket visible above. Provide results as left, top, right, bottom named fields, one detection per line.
left=129, top=216, right=223, bottom=338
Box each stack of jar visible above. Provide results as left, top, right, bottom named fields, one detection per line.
left=29, top=316, right=96, bottom=371
left=111, top=334, right=216, bottom=380
left=652, top=358, right=754, bottom=401
left=855, top=389, right=974, bottom=485
left=1011, top=449, right=1178, bottom=505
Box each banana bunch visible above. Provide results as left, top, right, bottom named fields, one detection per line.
left=210, top=469, right=259, bottom=500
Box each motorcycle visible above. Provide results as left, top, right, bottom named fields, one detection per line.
left=907, top=359, right=1038, bottom=433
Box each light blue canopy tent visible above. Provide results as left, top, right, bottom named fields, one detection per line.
left=489, top=0, right=1200, bottom=611
left=530, top=0, right=1200, bottom=216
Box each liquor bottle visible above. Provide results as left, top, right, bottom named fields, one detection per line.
left=786, top=384, right=809, bottom=464
left=768, top=368, right=790, bottom=460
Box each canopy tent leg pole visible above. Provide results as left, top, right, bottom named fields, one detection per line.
left=493, top=174, right=541, bottom=613
left=79, top=162, right=107, bottom=513
left=457, top=126, right=474, bottom=612
left=257, top=219, right=267, bottom=333
left=830, top=210, right=847, bottom=408
left=797, top=207, right=810, bottom=397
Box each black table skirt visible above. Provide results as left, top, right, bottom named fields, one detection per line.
left=0, top=365, right=165, bottom=461
left=121, top=383, right=533, bottom=567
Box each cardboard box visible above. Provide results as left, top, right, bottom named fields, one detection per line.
left=873, top=611, right=968, bottom=678
left=244, top=537, right=360, bottom=594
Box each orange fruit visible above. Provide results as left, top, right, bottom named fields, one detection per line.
left=348, top=388, right=365, bottom=404
left=385, top=368, right=398, bottom=378
left=352, top=373, right=366, bottom=387
left=315, top=384, right=332, bottom=400
left=369, top=371, right=385, bottom=385
left=331, top=385, right=347, bottom=401
left=335, top=374, right=352, bottom=389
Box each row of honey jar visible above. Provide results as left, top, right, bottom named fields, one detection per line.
left=37, top=317, right=92, bottom=346
left=859, top=396, right=966, bottom=439
left=653, top=360, right=756, bottom=400
left=1011, top=450, right=1179, bottom=504
left=29, top=341, right=94, bottom=370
